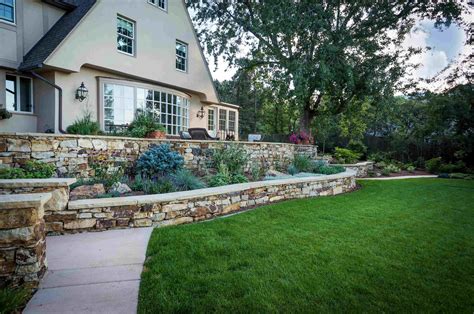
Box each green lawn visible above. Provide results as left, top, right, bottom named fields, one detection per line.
left=138, top=179, right=474, bottom=313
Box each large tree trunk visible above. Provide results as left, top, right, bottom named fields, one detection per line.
left=299, top=94, right=322, bottom=135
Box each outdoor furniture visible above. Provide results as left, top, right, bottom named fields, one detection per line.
left=248, top=134, right=263, bottom=142
left=179, top=131, right=192, bottom=140
left=187, top=128, right=220, bottom=140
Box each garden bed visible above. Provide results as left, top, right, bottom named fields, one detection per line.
left=64, top=169, right=356, bottom=233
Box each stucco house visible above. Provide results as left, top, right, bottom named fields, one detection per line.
left=0, top=0, right=239, bottom=139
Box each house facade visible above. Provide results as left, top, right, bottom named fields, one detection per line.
left=0, top=0, right=239, bottom=139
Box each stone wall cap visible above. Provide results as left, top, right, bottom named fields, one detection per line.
left=0, top=132, right=319, bottom=147
left=0, top=178, right=77, bottom=188
left=0, top=193, right=52, bottom=209
left=68, top=169, right=355, bottom=210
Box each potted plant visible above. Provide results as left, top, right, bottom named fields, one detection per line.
left=289, top=131, right=314, bottom=145
left=127, top=112, right=166, bottom=138
left=0, top=107, right=12, bottom=120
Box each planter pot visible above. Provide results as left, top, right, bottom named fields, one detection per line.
left=146, top=130, right=166, bottom=139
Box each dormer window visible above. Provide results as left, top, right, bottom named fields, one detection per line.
left=148, top=0, right=166, bottom=11
left=0, top=0, right=15, bottom=24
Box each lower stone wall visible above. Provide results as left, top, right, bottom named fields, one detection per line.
left=64, top=170, right=356, bottom=233
left=332, top=162, right=374, bottom=177
left=0, top=193, right=50, bottom=288
left=0, top=179, right=76, bottom=234
left=0, top=133, right=318, bottom=177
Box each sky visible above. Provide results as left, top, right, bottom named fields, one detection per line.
left=204, top=20, right=468, bottom=84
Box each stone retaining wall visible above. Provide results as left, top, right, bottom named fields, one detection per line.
left=64, top=170, right=356, bottom=233
left=331, top=161, right=374, bottom=177
left=0, top=193, right=50, bottom=288
left=0, top=179, right=76, bottom=234
left=0, top=133, right=317, bottom=177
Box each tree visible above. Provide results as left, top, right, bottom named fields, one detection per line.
left=188, top=0, right=465, bottom=134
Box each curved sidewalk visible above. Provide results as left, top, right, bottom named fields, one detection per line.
left=24, top=227, right=153, bottom=314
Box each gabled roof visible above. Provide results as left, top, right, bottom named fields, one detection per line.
left=19, top=0, right=97, bottom=71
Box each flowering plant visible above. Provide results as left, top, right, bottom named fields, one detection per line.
left=289, top=131, right=314, bottom=145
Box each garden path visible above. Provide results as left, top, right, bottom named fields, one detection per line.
left=24, top=227, right=153, bottom=314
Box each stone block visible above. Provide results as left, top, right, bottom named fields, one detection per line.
left=78, top=139, right=93, bottom=149
left=96, top=219, right=116, bottom=229
left=59, top=140, right=77, bottom=149
left=133, top=219, right=152, bottom=227
left=7, top=139, right=31, bottom=152
left=222, top=203, right=240, bottom=214
left=0, top=207, right=40, bottom=229
left=63, top=219, right=96, bottom=230
left=31, top=152, right=55, bottom=159
left=92, top=139, right=107, bottom=150
left=78, top=213, right=92, bottom=219
left=189, top=207, right=208, bottom=217
left=0, top=226, right=36, bottom=247
left=44, top=188, right=69, bottom=212
left=44, top=211, right=76, bottom=222
left=152, top=213, right=165, bottom=221
left=154, top=217, right=193, bottom=228
left=31, top=141, right=53, bottom=152
left=45, top=222, right=63, bottom=233
left=162, top=203, right=187, bottom=212
left=116, top=218, right=130, bottom=227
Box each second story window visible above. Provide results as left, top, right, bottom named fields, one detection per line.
left=148, top=0, right=166, bottom=10
left=117, top=15, right=135, bottom=56
left=0, top=0, right=15, bottom=23
left=176, top=41, right=188, bottom=72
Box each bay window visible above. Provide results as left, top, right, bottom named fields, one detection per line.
left=103, top=82, right=189, bottom=135
left=0, top=0, right=15, bottom=23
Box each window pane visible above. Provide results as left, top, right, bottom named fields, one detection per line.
left=175, top=41, right=187, bottom=71
left=5, top=75, right=16, bottom=111
left=117, top=16, right=134, bottom=55
left=0, top=0, right=14, bottom=23
left=19, top=78, right=32, bottom=112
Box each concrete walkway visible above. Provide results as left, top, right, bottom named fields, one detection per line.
left=24, top=227, right=153, bottom=314
left=358, top=175, right=437, bottom=180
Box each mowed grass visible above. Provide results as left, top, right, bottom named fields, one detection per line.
left=138, top=179, right=474, bottom=313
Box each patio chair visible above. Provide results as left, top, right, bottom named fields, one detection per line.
left=186, top=128, right=220, bottom=141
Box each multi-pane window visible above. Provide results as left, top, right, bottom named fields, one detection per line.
left=148, top=0, right=166, bottom=10
left=208, top=109, right=215, bottom=131
left=228, top=111, right=236, bottom=132
left=103, top=83, right=189, bottom=136
left=117, top=16, right=135, bottom=55
left=176, top=41, right=188, bottom=72
left=219, top=109, right=227, bottom=131
left=0, top=0, right=14, bottom=23
left=5, top=75, right=33, bottom=113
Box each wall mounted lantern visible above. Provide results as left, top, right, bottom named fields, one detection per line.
left=75, top=82, right=88, bottom=102
left=196, top=106, right=205, bottom=119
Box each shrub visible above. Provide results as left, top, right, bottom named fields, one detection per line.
left=426, top=157, right=443, bottom=173
left=448, top=173, right=474, bottom=180
left=127, top=113, right=165, bottom=138
left=89, top=155, right=125, bottom=188
left=414, top=157, right=425, bottom=169
left=385, top=164, right=401, bottom=173
left=0, top=160, right=54, bottom=179
left=250, top=163, right=265, bottom=181
left=438, top=161, right=465, bottom=174
left=0, top=288, right=30, bottom=314
left=334, top=147, right=361, bottom=164
left=292, top=155, right=314, bottom=172
left=0, top=108, right=13, bottom=120
left=312, top=163, right=345, bottom=175
left=23, top=160, right=55, bottom=178
left=208, top=163, right=248, bottom=187
left=407, top=165, right=416, bottom=173
left=66, top=112, right=101, bottom=135
left=136, top=144, right=184, bottom=178
left=287, top=164, right=299, bottom=175
left=211, top=144, right=248, bottom=175
left=347, top=140, right=367, bottom=155
left=367, top=152, right=388, bottom=163
left=232, top=173, right=249, bottom=184
left=289, top=131, right=313, bottom=144
left=170, top=169, right=206, bottom=191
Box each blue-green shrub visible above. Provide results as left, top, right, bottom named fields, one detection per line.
left=136, top=144, right=184, bottom=178
left=170, top=169, right=206, bottom=191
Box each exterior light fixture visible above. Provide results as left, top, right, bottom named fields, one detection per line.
left=196, top=106, right=205, bottom=119
left=75, top=82, right=88, bottom=102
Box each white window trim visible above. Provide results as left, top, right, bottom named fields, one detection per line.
left=117, top=15, right=136, bottom=57
left=6, top=74, right=34, bottom=114
left=175, top=40, right=188, bottom=73
left=148, top=0, right=167, bottom=11
left=99, top=77, right=190, bottom=134
left=0, top=0, right=15, bottom=25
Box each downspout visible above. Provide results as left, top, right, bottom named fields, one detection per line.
left=30, top=71, right=66, bottom=133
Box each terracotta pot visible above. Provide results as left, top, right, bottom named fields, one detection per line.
left=146, top=130, right=166, bottom=139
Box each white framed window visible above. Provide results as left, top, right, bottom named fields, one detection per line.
left=148, top=0, right=166, bottom=10
left=218, top=109, right=227, bottom=131
left=228, top=110, right=236, bottom=132
left=176, top=41, right=188, bottom=72
left=0, top=0, right=15, bottom=24
left=102, top=81, right=189, bottom=136
left=208, top=108, right=215, bottom=131
left=5, top=75, right=33, bottom=113
left=117, top=15, right=135, bottom=56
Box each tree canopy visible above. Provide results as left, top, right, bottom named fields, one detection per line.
left=188, top=0, right=465, bottom=133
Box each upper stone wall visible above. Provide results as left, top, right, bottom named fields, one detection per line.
left=0, top=133, right=317, bottom=178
